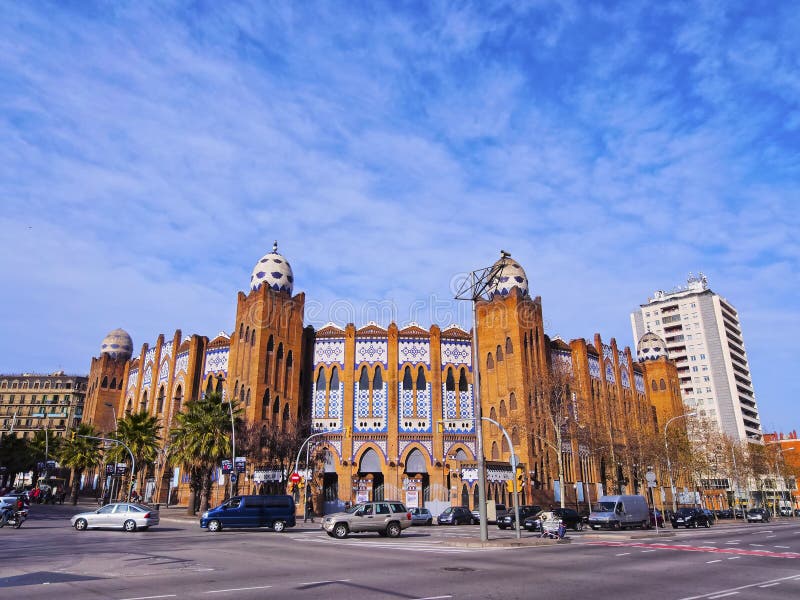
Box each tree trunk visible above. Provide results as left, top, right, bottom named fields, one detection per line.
left=70, top=468, right=81, bottom=505
left=185, top=489, right=197, bottom=516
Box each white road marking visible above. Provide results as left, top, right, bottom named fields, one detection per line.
left=414, top=596, right=453, bottom=600
left=706, top=560, right=722, bottom=564
left=767, top=535, right=777, bottom=538
left=727, top=557, right=740, bottom=560
left=678, top=573, right=800, bottom=599
left=758, top=583, right=780, bottom=588
left=205, top=587, right=272, bottom=594
left=641, top=550, right=657, bottom=553
left=749, top=544, right=764, bottom=547
left=775, top=545, right=790, bottom=549
left=615, top=552, right=630, bottom=556
left=119, top=596, right=177, bottom=600
left=298, top=580, right=351, bottom=586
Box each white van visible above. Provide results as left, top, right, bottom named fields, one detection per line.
left=588, top=495, right=650, bottom=530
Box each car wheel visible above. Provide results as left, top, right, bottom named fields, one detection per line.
left=613, top=521, right=621, bottom=530
left=123, top=519, right=137, bottom=532
left=272, top=520, right=286, bottom=533
left=575, top=521, right=584, bottom=531
left=14, top=518, right=24, bottom=529
left=470, top=518, right=477, bottom=525
left=386, top=522, right=402, bottom=538
left=333, top=523, right=349, bottom=539
left=377, top=530, right=388, bottom=537
left=326, top=531, right=335, bottom=537
left=671, top=524, right=678, bottom=529
left=704, top=521, right=710, bottom=528
left=427, top=519, right=433, bottom=526
left=498, top=525, right=505, bottom=530
left=207, top=519, right=222, bottom=532
left=74, top=518, right=88, bottom=531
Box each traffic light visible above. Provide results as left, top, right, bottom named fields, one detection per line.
left=516, top=467, right=524, bottom=490
left=506, top=478, right=514, bottom=493
left=70, top=431, right=76, bottom=442
left=344, top=426, right=351, bottom=437
left=437, top=421, right=444, bottom=433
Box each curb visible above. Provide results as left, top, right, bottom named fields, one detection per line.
left=445, top=537, right=569, bottom=548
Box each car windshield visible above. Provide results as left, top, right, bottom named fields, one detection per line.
left=442, top=507, right=454, bottom=514
left=346, top=504, right=365, bottom=514
left=595, top=502, right=616, bottom=511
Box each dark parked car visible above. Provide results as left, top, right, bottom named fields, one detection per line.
left=670, top=508, right=712, bottom=528
left=497, top=505, right=541, bottom=530
left=524, top=507, right=584, bottom=532
left=437, top=506, right=474, bottom=525
left=715, top=509, right=734, bottom=519
left=472, top=503, right=506, bottom=524
left=746, top=508, right=771, bottom=523
left=702, top=509, right=717, bottom=525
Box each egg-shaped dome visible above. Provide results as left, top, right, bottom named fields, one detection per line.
left=100, top=328, right=133, bottom=360
left=250, top=241, right=294, bottom=294
left=488, top=252, right=529, bottom=297
left=637, top=331, right=668, bottom=362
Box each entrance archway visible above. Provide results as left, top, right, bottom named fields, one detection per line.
left=404, top=448, right=429, bottom=503
left=322, top=449, right=342, bottom=514
left=358, top=448, right=384, bottom=501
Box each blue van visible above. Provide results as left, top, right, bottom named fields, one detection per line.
left=200, top=495, right=296, bottom=532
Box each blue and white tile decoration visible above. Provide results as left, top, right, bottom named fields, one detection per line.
left=604, top=360, right=616, bottom=384
left=550, top=349, right=573, bottom=373
left=158, top=359, right=170, bottom=383
left=174, top=352, right=189, bottom=376
left=145, top=347, right=156, bottom=366
left=398, top=339, right=430, bottom=367
left=313, top=338, right=345, bottom=366
left=602, top=344, right=614, bottom=362
left=128, top=368, right=139, bottom=389
left=355, top=338, right=388, bottom=367
left=203, top=347, right=229, bottom=377
left=441, top=340, right=471, bottom=369
left=142, top=365, right=152, bottom=389
left=634, top=372, right=645, bottom=394
left=588, top=355, right=601, bottom=379
left=620, top=368, right=630, bottom=389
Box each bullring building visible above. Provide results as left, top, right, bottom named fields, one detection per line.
left=83, top=243, right=684, bottom=513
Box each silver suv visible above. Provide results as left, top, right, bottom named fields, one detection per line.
left=322, top=501, right=412, bottom=539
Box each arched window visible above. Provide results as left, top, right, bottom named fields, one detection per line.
left=282, top=403, right=289, bottom=431
left=487, top=353, right=494, bottom=369
left=265, top=335, right=275, bottom=384
left=496, top=345, right=504, bottom=362
left=458, top=369, right=468, bottom=392
left=511, top=428, right=520, bottom=445
left=499, top=399, right=507, bottom=417
left=501, top=436, right=509, bottom=454
left=359, top=366, right=369, bottom=389
left=490, top=406, right=497, bottom=420
left=262, top=389, right=270, bottom=420
left=246, top=388, right=251, bottom=407
left=491, top=441, right=499, bottom=460
left=330, top=367, right=340, bottom=389
left=206, top=378, right=214, bottom=396
left=251, top=330, right=256, bottom=346
left=275, top=343, right=284, bottom=390
left=316, top=369, right=327, bottom=390
left=402, top=366, right=413, bottom=390
left=659, top=378, right=666, bottom=390
left=239, top=387, right=245, bottom=408
left=651, top=379, right=657, bottom=391
left=110, top=377, right=117, bottom=389
left=126, top=398, right=132, bottom=414
left=416, top=367, right=426, bottom=390
left=506, top=337, right=513, bottom=355
left=445, top=368, right=455, bottom=391
left=101, top=376, right=108, bottom=388
left=373, top=366, right=383, bottom=389
left=239, top=323, right=243, bottom=339
left=173, top=385, right=183, bottom=415
left=509, top=392, right=517, bottom=411
left=141, top=391, right=148, bottom=413
left=245, top=327, right=250, bottom=343
left=284, top=351, right=293, bottom=393
left=215, top=378, right=223, bottom=394
left=273, top=396, right=280, bottom=417
left=157, top=386, right=165, bottom=414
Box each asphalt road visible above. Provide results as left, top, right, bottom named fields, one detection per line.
left=2, top=503, right=799, bottom=600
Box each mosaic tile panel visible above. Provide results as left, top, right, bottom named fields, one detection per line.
left=158, top=359, right=170, bottom=383
left=328, top=382, right=343, bottom=419
left=620, top=368, right=631, bottom=389
left=174, top=351, right=189, bottom=376
left=602, top=344, right=614, bottom=361
left=142, top=365, right=152, bottom=389
left=634, top=372, right=645, bottom=394
left=354, top=382, right=388, bottom=433
left=162, top=341, right=174, bottom=361
left=399, top=440, right=433, bottom=463
left=313, top=338, right=345, bottom=366
left=203, top=348, right=229, bottom=377
left=441, top=340, right=472, bottom=369
left=604, top=360, right=616, bottom=384
left=352, top=439, right=387, bottom=462
left=588, top=355, right=601, bottom=379
left=127, top=368, right=139, bottom=389
left=313, top=388, right=326, bottom=419
left=550, top=349, right=573, bottom=373
left=145, top=347, right=156, bottom=366
left=354, top=338, right=388, bottom=367
left=445, top=440, right=476, bottom=461
left=398, top=339, right=430, bottom=367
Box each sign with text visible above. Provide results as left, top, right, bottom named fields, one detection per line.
left=221, top=459, right=233, bottom=474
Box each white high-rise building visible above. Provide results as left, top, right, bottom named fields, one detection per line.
left=630, top=274, right=763, bottom=442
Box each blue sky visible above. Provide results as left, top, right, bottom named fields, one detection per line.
left=1, top=1, right=798, bottom=431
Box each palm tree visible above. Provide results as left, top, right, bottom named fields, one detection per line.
left=58, top=423, right=102, bottom=505
left=0, top=435, right=32, bottom=489
left=106, top=411, right=161, bottom=500
left=169, top=392, right=238, bottom=515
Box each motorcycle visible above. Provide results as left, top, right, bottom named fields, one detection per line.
left=0, top=509, right=28, bottom=529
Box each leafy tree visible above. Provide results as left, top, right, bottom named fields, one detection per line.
left=169, top=392, right=238, bottom=515
left=0, top=435, right=31, bottom=488
left=106, top=411, right=161, bottom=498
left=58, top=423, right=102, bottom=505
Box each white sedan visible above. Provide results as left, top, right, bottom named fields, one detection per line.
left=71, top=502, right=159, bottom=532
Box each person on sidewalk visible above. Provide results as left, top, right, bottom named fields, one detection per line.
left=305, top=497, right=315, bottom=523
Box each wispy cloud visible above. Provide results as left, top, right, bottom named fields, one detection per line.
left=0, top=1, right=797, bottom=428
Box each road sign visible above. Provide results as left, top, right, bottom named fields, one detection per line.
left=230, top=473, right=238, bottom=484
left=221, top=460, right=232, bottom=474
left=289, top=472, right=301, bottom=484
left=645, top=471, right=657, bottom=483
left=235, top=457, right=246, bottom=473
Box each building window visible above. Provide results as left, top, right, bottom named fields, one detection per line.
left=659, top=379, right=666, bottom=391
left=700, top=354, right=706, bottom=360
left=402, top=366, right=413, bottom=390
left=445, top=368, right=455, bottom=392
left=487, top=353, right=494, bottom=370
left=496, top=345, right=504, bottom=362
left=651, top=380, right=657, bottom=391
left=505, top=337, right=513, bottom=355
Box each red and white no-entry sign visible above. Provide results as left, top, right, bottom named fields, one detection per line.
left=289, top=472, right=301, bottom=483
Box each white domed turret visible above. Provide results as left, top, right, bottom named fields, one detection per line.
left=100, top=328, right=133, bottom=360
left=488, top=251, right=529, bottom=297
left=637, top=331, right=668, bottom=362
left=250, top=241, right=294, bottom=294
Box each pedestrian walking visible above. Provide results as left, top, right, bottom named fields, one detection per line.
left=305, top=497, right=315, bottom=523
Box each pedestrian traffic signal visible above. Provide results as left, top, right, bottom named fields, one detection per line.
left=506, top=478, right=514, bottom=493
left=70, top=431, right=76, bottom=442
left=516, top=467, right=524, bottom=490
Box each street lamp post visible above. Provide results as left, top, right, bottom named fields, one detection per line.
left=766, top=441, right=795, bottom=517
left=664, top=412, right=697, bottom=512
left=215, top=376, right=237, bottom=498
left=104, top=402, right=118, bottom=430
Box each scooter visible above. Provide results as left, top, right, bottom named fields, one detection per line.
left=0, top=509, right=28, bottom=529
